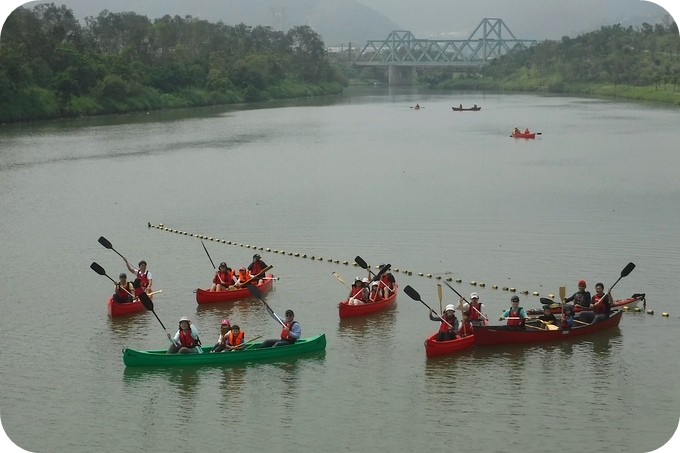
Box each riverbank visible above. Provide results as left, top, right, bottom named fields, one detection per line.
left=0, top=80, right=345, bottom=124
left=434, top=77, right=680, bottom=106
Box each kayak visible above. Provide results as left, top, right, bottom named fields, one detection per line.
left=195, top=274, right=274, bottom=304
left=338, top=284, right=398, bottom=318
left=512, top=132, right=536, bottom=139
left=452, top=106, right=481, bottom=111
left=107, top=296, right=145, bottom=317
left=424, top=333, right=475, bottom=358
left=122, top=333, right=326, bottom=367
left=526, top=294, right=645, bottom=316
left=473, top=310, right=623, bottom=346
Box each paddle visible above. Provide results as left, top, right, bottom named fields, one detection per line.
left=609, top=262, right=636, bottom=292
left=137, top=292, right=176, bottom=345
left=239, top=264, right=273, bottom=287
left=240, top=335, right=264, bottom=351
left=98, top=236, right=132, bottom=265
left=90, top=262, right=135, bottom=298
left=559, top=286, right=567, bottom=322
left=437, top=284, right=443, bottom=315
left=354, top=256, right=391, bottom=281
left=404, top=285, right=453, bottom=329
left=246, top=284, right=285, bottom=327
left=201, top=240, right=217, bottom=270
left=332, top=272, right=351, bottom=290
left=442, top=281, right=489, bottom=321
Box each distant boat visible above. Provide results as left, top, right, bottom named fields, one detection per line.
left=452, top=105, right=481, bottom=111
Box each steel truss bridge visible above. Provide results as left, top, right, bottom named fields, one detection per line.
left=354, top=18, right=537, bottom=84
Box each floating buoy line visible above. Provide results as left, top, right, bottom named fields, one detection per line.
left=147, top=222, right=655, bottom=314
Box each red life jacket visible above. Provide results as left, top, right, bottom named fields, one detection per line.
left=116, top=282, right=133, bottom=299
left=213, top=270, right=230, bottom=285
left=369, top=287, right=382, bottom=302
left=178, top=329, right=197, bottom=348
left=228, top=331, right=245, bottom=346
left=250, top=261, right=265, bottom=275
left=468, top=303, right=482, bottom=321
left=439, top=314, right=456, bottom=333
left=379, top=274, right=393, bottom=290
left=280, top=321, right=298, bottom=341
left=350, top=286, right=364, bottom=300
left=458, top=320, right=473, bottom=336
left=136, top=270, right=150, bottom=289
left=507, top=307, right=525, bottom=326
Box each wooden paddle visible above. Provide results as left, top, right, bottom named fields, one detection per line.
left=404, top=285, right=453, bottom=328
left=332, top=272, right=351, bottom=290
left=437, top=284, right=443, bottom=315
left=138, top=292, right=176, bottom=345
left=246, top=283, right=285, bottom=327
left=90, top=262, right=135, bottom=298
left=239, top=264, right=273, bottom=287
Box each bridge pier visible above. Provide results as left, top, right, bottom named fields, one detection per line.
left=388, top=65, right=414, bottom=85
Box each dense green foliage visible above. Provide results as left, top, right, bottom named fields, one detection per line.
left=420, top=20, right=680, bottom=105
left=0, top=3, right=346, bottom=122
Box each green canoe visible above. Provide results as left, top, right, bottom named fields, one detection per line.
left=122, top=333, right=326, bottom=367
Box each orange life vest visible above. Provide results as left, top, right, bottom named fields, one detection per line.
left=228, top=330, right=245, bottom=346
left=280, top=321, right=298, bottom=341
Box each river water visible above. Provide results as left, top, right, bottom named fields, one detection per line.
left=1, top=87, right=679, bottom=453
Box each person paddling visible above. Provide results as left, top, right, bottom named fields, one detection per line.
left=259, top=309, right=301, bottom=347
left=167, top=316, right=201, bottom=354
left=112, top=273, right=134, bottom=303
left=124, top=259, right=152, bottom=292
left=429, top=304, right=459, bottom=341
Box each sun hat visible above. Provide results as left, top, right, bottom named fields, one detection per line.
left=239, top=267, right=246, bottom=271
left=362, top=277, right=370, bottom=283
left=285, top=309, right=294, bottom=316
left=219, top=262, right=227, bottom=267
left=253, top=254, right=261, bottom=259
left=511, top=295, right=520, bottom=302
left=445, top=304, right=456, bottom=312
left=179, top=316, right=190, bottom=322
left=221, top=319, right=230, bottom=326
left=470, top=292, right=479, bottom=299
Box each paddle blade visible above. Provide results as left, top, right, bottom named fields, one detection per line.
left=138, top=292, right=154, bottom=311
left=246, top=283, right=262, bottom=300
left=90, top=262, right=106, bottom=276
left=354, top=256, right=368, bottom=269
left=403, top=285, right=421, bottom=301
left=437, top=284, right=443, bottom=302
left=620, top=262, right=635, bottom=278
left=559, top=286, right=566, bottom=302
left=98, top=236, right=113, bottom=249
left=373, top=263, right=391, bottom=281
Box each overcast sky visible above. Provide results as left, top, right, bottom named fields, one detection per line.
left=1, top=0, right=678, bottom=40
left=353, top=0, right=677, bottom=38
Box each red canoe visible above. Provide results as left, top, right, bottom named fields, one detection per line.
left=195, top=274, right=274, bottom=304
left=526, top=294, right=645, bottom=316
left=473, top=310, right=623, bottom=346
left=108, top=297, right=145, bottom=317
left=424, top=333, right=475, bottom=358
left=338, top=284, right=398, bottom=319
left=512, top=132, right=536, bottom=139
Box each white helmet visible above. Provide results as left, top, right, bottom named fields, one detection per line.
left=445, top=304, right=456, bottom=312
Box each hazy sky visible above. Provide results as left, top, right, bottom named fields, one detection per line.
left=1, top=0, right=678, bottom=40
left=353, top=0, right=677, bottom=38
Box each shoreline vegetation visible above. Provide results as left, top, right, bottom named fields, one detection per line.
left=1, top=5, right=678, bottom=124
left=0, top=3, right=346, bottom=124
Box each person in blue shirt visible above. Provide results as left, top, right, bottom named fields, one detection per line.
left=499, top=295, right=528, bottom=330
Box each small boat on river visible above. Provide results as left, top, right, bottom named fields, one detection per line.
left=473, top=310, right=623, bottom=346
left=452, top=105, right=481, bottom=111
left=108, top=297, right=145, bottom=317
left=526, top=294, right=645, bottom=316
left=512, top=131, right=536, bottom=139
left=424, top=333, right=475, bottom=358
left=122, top=333, right=326, bottom=367
left=195, top=274, right=274, bottom=304
left=338, top=284, right=398, bottom=319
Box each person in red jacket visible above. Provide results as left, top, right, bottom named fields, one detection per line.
left=210, top=262, right=235, bottom=291
left=167, top=317, right=201, bottom=354
left=458, top=311, right=474, bottom=337
left=247, top=254, right=268, bottom=278
left=259, top=310, right=301, bottom=347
